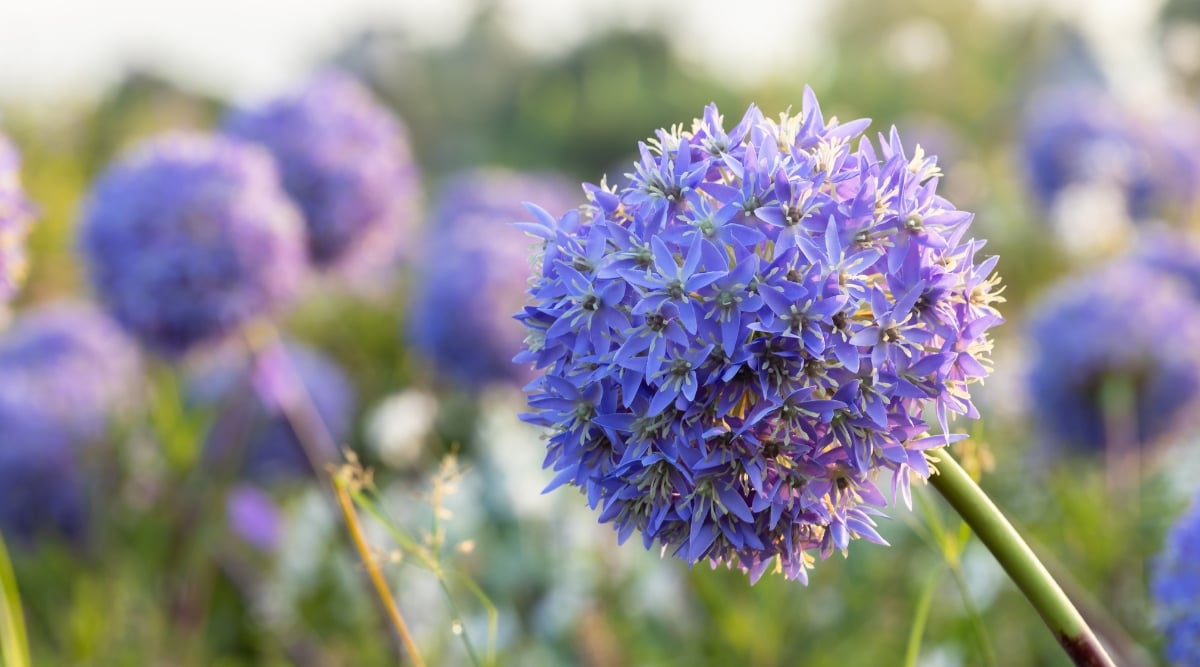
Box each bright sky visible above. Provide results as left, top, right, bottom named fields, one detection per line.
left=0, top=0, right=835, bottom=104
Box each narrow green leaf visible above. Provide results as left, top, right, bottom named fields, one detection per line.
left=0, top=533, right=31, bottom=667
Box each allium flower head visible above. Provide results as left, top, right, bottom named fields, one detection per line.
left=195, top=340, right=356, bottom=483
left=0, top=301, right=142, bottom=443
left=1027, top=261, right=1200, bottom=453
left=223, top=70, right=419, bottom=270
left=1020, top=88, right=1174, bottom=220
left=0, top=132, right=34, bottom=300
left=1133, top=231, right=1200, bottom=300
left=516, top=91, right=1003, bottom=582
left=79, top=133, right=307, bottom=357
left=1153, top=493, right=1200, bottom=666
left=411, top=169, right=580, bottom=388
left=0, top=407, right=86, bottom=546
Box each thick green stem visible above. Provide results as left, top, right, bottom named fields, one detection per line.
left=926, top=448, right=1116, bottom=667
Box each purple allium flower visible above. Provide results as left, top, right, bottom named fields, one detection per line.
left=1134, top=231, right=1200, bottom=300
left=0, top=133, right=34, bottom=301
left=410, top=169, right=581, bottom=388
left=0, top=301, right=142, bottom=443
left=1149, top=108, right=1200, bottom=213
left=516, top=92, right=1004, bottom=583
left=1153, top=493, right=1200, bottom=666
left=0, top=409, right=86, bottom=547
left=226, top=484, right=282, bottom=552
left=79, top=133, right=307, bottom=357
left=1026, top=261, right=1200, bottom=453
left=195, top=340, right=356, bottom=483
left=223, top=70, right=419, bottom=270
left=1020, top=88, right=1169, bottom=220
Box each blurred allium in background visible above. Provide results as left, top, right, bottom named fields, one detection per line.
left=1134, top=231, right=1200, bottom=299
left=195, top=339, right=356, bottom=483
left=1026, top=261, right=1200, bottom=454
left=0, top=410, right=87, bottom=547
left=517, top=91, right=1003, bottom=583
left=224, top=70, right=419, bottom=273
left=0, top=132, right=34, bottom=301
left=1021, top=88, right=1200, bottom=223
left=410, top=169, right=580, bottom=389
left=1022, top=89, right=1159, bottom=219
left=1153, top=493, right=1200, bottom=666
left=0, top=301, right=142, bottom=443
left=79, top=133, right=307, bottom=357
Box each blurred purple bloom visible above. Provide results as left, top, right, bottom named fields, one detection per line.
left=1020, top=88, right=1198, bottom=220
left=517, top=93, right=1003, bottom=583
left=226, top=484, right=282, bottom=552
left=194, top=340, right=356, bottom=483
left=0, top=301, right=142, bottom=443
left=1134, top=231, right=1200, bottom=300
left=0, top=133, right=34, bottom=301
left=224, top=70, right=419, bottom=271
left=1027, top=261, right=1200, bottom=453
left=79, top=133, right=307, bottom=357
left=1146, top=107, right=1200, bottom=216
left=1153, top=492, right=1200, bottom=666
left=0, top=409, right=86, bottom=547
left=410, top=169, right=580, bottom=388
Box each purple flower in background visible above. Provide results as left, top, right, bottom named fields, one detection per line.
left=226, top=484, right=282, bottom=552
left=0, top=132, right=35, bottom=301
left=1020, top=88, right=1188, bottom=220
left=1153, top=493, right=1200, bottom=666
left=79, top=133, right=307, bottom=357
left=0, top=408, right=86, bottom=547
left=224, top=70, right=419, bottom=271
left=194, top=340, right=356, bottom=483
left=1134, top=231, right=1200, bottom=300
left=517, top=92, right=1003, bottom=583
left=0, top=301, right=142, bottom=443
left=1026, top=262, right=1200, bottom=454
left=410, top=169, right=580, bottom=388
left=1146, top=106, right=1200, bottom=217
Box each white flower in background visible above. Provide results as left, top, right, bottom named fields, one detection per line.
left=366, top=388, right=438, bottom=468
left=884, top=18, right=950, bottom=74
left=1049, top=183, right=1132, bottom=260
left=476, top=389, right=560, bottom=519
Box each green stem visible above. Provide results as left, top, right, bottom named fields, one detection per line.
left=903, top=568, right=941, bottom=667
left=927, top=448, right=1116, bottom=667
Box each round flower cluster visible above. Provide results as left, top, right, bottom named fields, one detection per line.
left=194, top=340, right=356, bottom=483
left=411, top=169, right=580, bottom=388
left=1026, top=261, right=1200, bottom=453
left=0, top=301, right=142, bottom=442
left=1021, top=88, right=1197, bottom=220
left=0, top=406, right=86, bottom=546
left=0, top=132, right=34, bottom=301
left=79, top=133, right=307, bottom=357
left=223, top=70, right=419, bottom=270
left=1133, top=231, right=1200, bottom=300
left=1153, top=493, right=1200, bottom=666
left=516, top=92, right=1004, bottom=582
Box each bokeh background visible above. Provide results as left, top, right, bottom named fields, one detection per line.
left=1, top=0, right=1200, bottom=665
